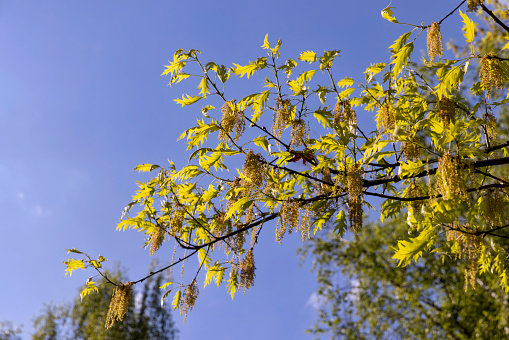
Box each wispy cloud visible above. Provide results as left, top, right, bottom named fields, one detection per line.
left=307, top=292, right=325, bottom=310
left=32, top=204, right=52, bottom=217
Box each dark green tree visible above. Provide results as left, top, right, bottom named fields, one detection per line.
left=0, top=321, right=22, bottom=340
left=302, top=220, right=509, bottom=339
left=32, top=268, right=178, bottom=340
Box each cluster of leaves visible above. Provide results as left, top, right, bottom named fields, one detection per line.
left=65, top=0, right=509, bottom=325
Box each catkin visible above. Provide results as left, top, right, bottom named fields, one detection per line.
left=408, top=182, right=424, bottom=214
left=484, top=111, right=497, bottom=141
left=402, top=140, right=421, bottom=162
left=180, top=280, right=199, bottom=322
left=149, top=225, right=165, bottom=255
left=377, top=104, right=395, bottom=135
left=467, top=0, right=483, bottom=12
left=480, top=53, right=503, bottom=99
left=240, top=249, right=256, bottom=292
left=218, top=101, right=245, bottom=143
left=105, top=282, right=134, bottom=329
left=290, top=118, right=309, bottom=147
left=483, top=188, right=504, bottom=226
left=243, top=150, right=266, bottom=188
left=333, top=99, right=357, bottom=127
left=437, top=98, right=456, bottom=128
left=427, top=22, right=443, bottom=63
left=272, top=98, right=292, bottom=145
left=436, top=153, right=469, bottom=200
left=347, top=165, right=364, bottom=232
left=300, top=205, right=312, bottom=241
left=275, top=199, right=300, bottom=243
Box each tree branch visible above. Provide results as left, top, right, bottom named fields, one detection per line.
left=481, top=4, right=509, bottom=33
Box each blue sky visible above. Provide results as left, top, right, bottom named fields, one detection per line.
left=0, top=1, right=468, bottom=338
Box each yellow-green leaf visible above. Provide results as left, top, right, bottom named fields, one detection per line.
left=232, top=58, right=267, bottom=78
left=197, top=76, right=210, bottom=98
left=174, top=94, right=202, bottom=107
left=63, top=258, right=86, bottom=276
left=390, top=42, right=414, bottom=76
left=172, top=290, right=181, bottom=310
left=134, top=164, right=160, bottom=172
left=392, top=226, right=435, bottom=267
left=253, top=135, right=269, bottom=151
left=298, top=50, right=317, bottom=63
left=381, top=6, right=398, bottom=23
left=459, top=9, right=475, bottom=43
left=80, top=281, right=99, bottom=301
left=66, top=248, right=83, bottom=255
left=160, top=281, right=173, bottom=289
left=227, top=269, right=239, bottom=299
left=261, top=34, right=270, bottom=49
left=337, top=77, right=354, bottom=88
left=500, top=270, right=509, bottom=293
left=161, top=290, right=172, bottom=308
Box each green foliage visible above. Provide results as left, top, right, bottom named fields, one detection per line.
left=65, top=0, right=509, bottom=328
left=301, top=220, right=509, bottom=339
left=0, top=321, right=22, bottom=340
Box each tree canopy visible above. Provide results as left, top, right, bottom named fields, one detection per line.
left=32, top=267, right=178, bottom=340
left=63, top=0, right=509, bottom=327
left=302, top=219, right=509, bottom=339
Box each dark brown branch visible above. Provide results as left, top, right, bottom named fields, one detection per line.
left=365, top=182, right=509, bottom=202
left=438, top=0, right=467, bottom=25
left=482, top=4, right=509, bottom=33
left=485, top=140, right=509, bottom=153
left=133, top=249, right=199, bottom=284
left=474, top=169, right=509, bottom=186
left=364, top=156, right=509, bottom=189
left=446, top=223, right=509, bottom=239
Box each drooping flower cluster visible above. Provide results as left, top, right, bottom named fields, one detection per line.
left=402, top=140, right=421, bottom=162
left=407, top=182, right=424, bottom=214
left=299, top=204, right=313, bottom=241
left=445, top=225, right=481, bottom=291
left=480, top=53, right=503, bottom=99
left=377, top=104, right=395, bottom=135
left=333, top=99, right=357, bottom=128
left=437, top=97, right=456, bottom=128
left=105, top=282, right=134, bottom=329
left=275, top=198, right=300, bottom=243
left=243, top=150, right=266, bottom=188
left=436, top=152, right=468, bottom=200
left=240, top=249, right=256, bottom=292
left=427, top=22, right=443, bottom=63
left=150, top=224, right=165, bottom=256
left=347, top=164, right=364, bottom=232
left=218, top=101, right=245, bottom=143
left=181, top=280, right=199, bottom=322
left=170, top=203, right=185, bottom=235
left=483, top=188, right=504, bottom=226
left=321, top=167, right=333, bottom=194
left=484, top=111, right=497, bottom=141
left=467, top=0, right=483, bottom=12
left=290, top=118, right=309, bottom=147
left=272, top=98, right=293, bottom=144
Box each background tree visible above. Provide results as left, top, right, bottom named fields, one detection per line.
left=301, top=220, right=509, bottom=339
left=63, top=0, right=509, bottom=326
left=0, top=321, right=22, bottom=340
left=33, top=267, right=178, bottom=340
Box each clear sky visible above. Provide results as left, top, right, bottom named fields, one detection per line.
left=0, top=1, right=467, bottom=339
